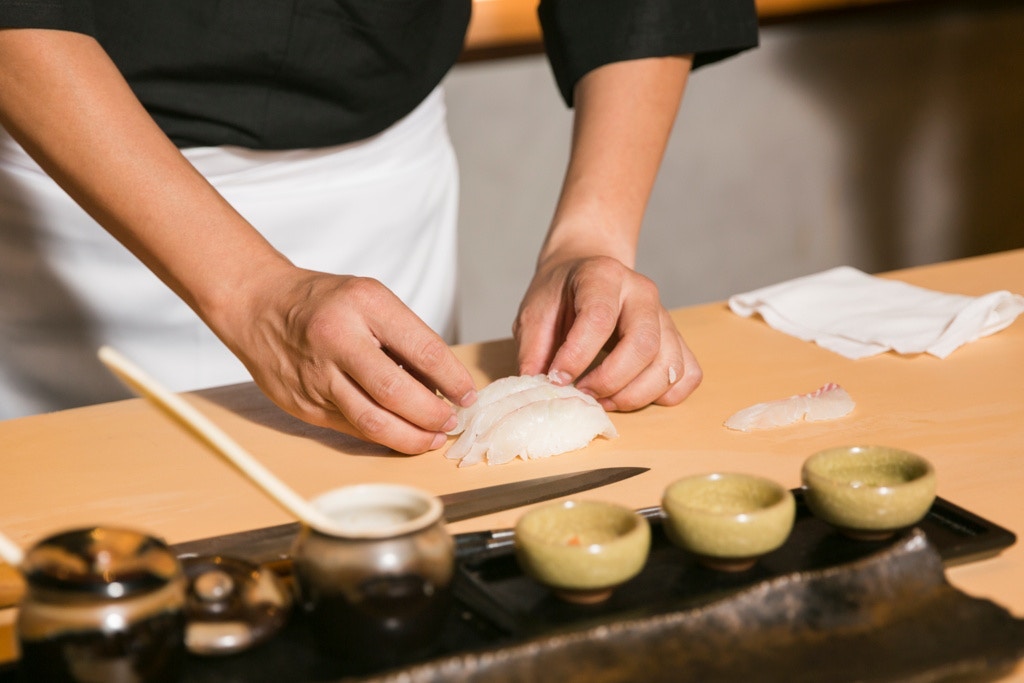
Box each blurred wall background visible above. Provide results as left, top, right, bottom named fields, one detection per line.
left=444, top=1, right=1024, bottom=344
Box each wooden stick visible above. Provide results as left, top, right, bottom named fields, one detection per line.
left=0, top=531, right=23, bottom=568
left=97, top=346, right=339, bottom=535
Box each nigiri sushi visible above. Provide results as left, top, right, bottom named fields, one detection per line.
left=446, top=374, right=618, bottom=467
left=448, top=374, right=550, bottom=435
left=724, top=382, right=854, bottom=432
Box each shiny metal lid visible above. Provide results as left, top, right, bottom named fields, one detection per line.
left=22, top=527, right=181, bottom=600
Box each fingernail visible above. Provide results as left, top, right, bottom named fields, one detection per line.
left=548, top=370, right=572, bottom=386
left=459, top=390, right=477, bottom=408
left=442, top=414, right=459, bottom=432
left=599, top=398, right=617, bottom=412
left=430, top=432, right=448, bottom=450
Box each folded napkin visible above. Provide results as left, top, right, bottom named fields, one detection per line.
left=728, top=266, right=1024, bottom=359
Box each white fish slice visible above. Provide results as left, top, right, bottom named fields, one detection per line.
left=481, top=396, right=618, bottom=466
left=445, top=374, right=618, bottom=467
left=446, top=382, right=594, bottom=462
left=455, top=442, right=488, bottom=468
left=448, top=374, right=550, bottom=435
left=724, top=382, right=854, bottom=432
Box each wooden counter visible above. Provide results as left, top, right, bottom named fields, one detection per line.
left=1, top=249, right=1023, bottom=675
left=464, top=0, right=921, bottom=58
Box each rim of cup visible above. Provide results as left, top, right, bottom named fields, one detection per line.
left=802, top=444, right=935, bottom=490
left=309, top=484, right=444, bottom=539
left=663, top=472, right=792, bottom=516
left=515, top=499, right=647, bottom=548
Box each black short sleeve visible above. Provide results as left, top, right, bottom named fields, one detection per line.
left=0, top=0, right=471, bottom=150
left=0, top=0, right=95, bottom=34
left=0, top=0, right=756, bottom=148
left=538, top=0, right=759, bottom=106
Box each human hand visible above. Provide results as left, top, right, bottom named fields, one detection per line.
left=513, top=255, right=702, bottom=411
left=221, top=268, right=477, bottom=454
left=0, top=30, right=472, bottom=452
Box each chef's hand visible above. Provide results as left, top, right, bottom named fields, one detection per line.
left=514, top=254, right=701, bottom=411
left=0, top=30, right=477, bottom=453
left=513, top=55, right=700, bottom=410
left=224, top=268, right=478, bottom=455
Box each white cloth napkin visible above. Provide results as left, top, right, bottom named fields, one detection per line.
left=728, top=266, right=1024, bottom=359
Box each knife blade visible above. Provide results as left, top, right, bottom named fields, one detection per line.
left=171, top=466, right=649, bottom=564
left=441, top=466, right=648, bottom=523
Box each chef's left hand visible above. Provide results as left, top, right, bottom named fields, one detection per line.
left=514, top=253, right=702, bottom=412
left=513, top=55, right=700, bottom=411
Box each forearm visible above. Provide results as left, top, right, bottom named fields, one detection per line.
left=0, top=28, right=476, bottom=451
left=515, top=54, right=701, bottom=406
left=0, top=28, right=290, bottom=335
left=540, top=55, right=693, bottom=269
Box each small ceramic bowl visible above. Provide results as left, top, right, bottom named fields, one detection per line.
left=801, top=445, right=936, bottom=540
left=661, top=473, right=796, bottom=571
left=514, top=500, right=651, bottom=604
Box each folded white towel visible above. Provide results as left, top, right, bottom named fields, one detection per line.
left=728, top=266, right=1024, bottom=359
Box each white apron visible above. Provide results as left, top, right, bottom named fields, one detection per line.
left=0, top=88, right=459, bottom=419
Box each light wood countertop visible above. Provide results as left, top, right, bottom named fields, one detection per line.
left=1, top=249, right=1022, bottom=675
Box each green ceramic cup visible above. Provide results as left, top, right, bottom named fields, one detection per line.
left=514, top=500, right=651, bottom=604
left=801, top=445, right=936, bottom=540
left=661, top=473, right=796, bottom=571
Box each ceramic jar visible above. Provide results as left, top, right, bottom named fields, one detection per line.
left=16, top=527, right=187, bottom=683
left=291, top=484, right=455, bottom=674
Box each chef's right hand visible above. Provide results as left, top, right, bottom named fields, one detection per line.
left=0, top=31, right=477, bottom=453
left=221, top=268, right=478, bottom=454
left=0, top=30, right=474, bottom=451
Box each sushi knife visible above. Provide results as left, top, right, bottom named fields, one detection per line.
left=172, top=466, right=651, bottom=565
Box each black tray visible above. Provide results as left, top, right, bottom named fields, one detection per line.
left=452, top=491, right=1017, bottom=639
left=0, top=494, right=1017, bottom=683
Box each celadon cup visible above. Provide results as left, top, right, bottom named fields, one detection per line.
left=514, top=500, right=651, bottom=604
left=662, top=473, right=796, bottom=571
left=802, top=445, right=936, bottom=540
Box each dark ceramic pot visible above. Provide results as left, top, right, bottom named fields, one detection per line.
left=17, top=527, right=186, bottom=683
left=291, top=484, right=454, bottom=674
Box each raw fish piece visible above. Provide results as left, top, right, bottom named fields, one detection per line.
left=448, top=374, right=549, bottom=435
left=445, top=375, right=617, bottom=467
left=446, top=383, right=597, bottom=462
left=479, top=396, right=618, bottom=466
left=724, top=383, right=854, bottom=432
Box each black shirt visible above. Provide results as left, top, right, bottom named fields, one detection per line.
left=0, top=0, right=758, bottom=150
